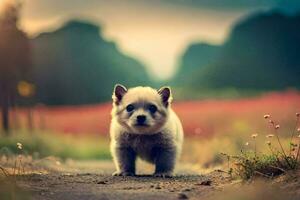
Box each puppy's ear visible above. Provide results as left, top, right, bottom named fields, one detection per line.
left=158, top=86, right=172, bottom=106
left=112, top=84, right=127, bottom=104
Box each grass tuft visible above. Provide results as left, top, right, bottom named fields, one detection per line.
left=222, top=113, right=300, bottom=180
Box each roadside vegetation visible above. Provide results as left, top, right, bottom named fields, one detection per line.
left=222, top=113, right=300, bottom=179
left=0, top=131, right=110, bottom=160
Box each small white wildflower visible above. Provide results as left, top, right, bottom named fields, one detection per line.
left=264, top=114, right=271, bottom=119
left=17, top=142, right=23, bottom=150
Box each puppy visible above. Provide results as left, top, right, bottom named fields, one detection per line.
left=110, top=84, right=184, bottom=177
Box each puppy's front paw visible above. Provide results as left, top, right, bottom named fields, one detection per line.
left=112, top=171, right=135, bottom=177
left=153, top=172, right=173, bottom=178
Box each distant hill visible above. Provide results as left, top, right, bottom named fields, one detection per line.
left=32, top=20, right=151, bottom=105
left=172, top=43, right=220, bottom=85
left=174, top=11, right=300, bottom=90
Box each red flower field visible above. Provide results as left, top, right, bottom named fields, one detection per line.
left=12, top=91, right=300, bottom=137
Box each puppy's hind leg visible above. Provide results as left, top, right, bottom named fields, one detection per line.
left=153, top=147, right=176, bottom=178
left=112, top=147, right=136, bottom=176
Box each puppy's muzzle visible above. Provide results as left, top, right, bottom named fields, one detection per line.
left=136, top=115, right=147, bottom=126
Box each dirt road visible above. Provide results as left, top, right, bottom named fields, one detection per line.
left=17, top=171, right=229, bottom=200
left=10, top=160, right=231, bottom=200
left=7, top=160, right=300, bottom=200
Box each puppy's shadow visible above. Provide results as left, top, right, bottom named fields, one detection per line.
left=118, top=174, right=196, bottom=179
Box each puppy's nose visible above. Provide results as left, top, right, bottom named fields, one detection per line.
left=136, top=115, right=146, bottom=124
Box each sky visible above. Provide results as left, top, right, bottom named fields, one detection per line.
left=2, top=0, right=299, bottom=80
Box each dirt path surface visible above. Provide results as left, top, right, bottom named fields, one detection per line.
left=11, top=160, right=300, bottom=200
left=13, top=160, right=231, bottom=200
left=17, top=172, right=229, bottom=200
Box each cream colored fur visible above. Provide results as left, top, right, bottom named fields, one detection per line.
left=110, top=85, right=183, bottom=177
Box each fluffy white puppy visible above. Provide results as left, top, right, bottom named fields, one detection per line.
left=110, top=84, right=183, bottom=177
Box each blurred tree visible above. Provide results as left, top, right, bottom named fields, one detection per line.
left=32, top=20, right=150, bottom=105
left=0, top=2, right=32, bottom=133
left=172, top=42, right=220, bottom=86
left=174, top=11, right=300, bottom=91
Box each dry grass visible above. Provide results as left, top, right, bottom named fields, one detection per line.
left=221, top=113, right=300, bottom=179
left=0, top=142, right=33, bottom=200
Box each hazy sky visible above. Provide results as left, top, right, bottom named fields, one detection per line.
left=3, top=0, right=299, bottom=79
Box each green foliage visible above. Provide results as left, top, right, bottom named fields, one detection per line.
left=172, top=42, right=220, bottom=85
left=173, top=87, right=266, bottom=100
left=229, top=151, right=286, bottom=179
left=32, top=20, right=151, bottom=105
left=173, top=11, right=300, bottom=92
left=0, top=131, right=111, bottom=160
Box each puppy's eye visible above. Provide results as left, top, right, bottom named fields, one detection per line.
left=148, top=104, right=157, bottom=113
left=126, top=104, right=135, bottom=112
